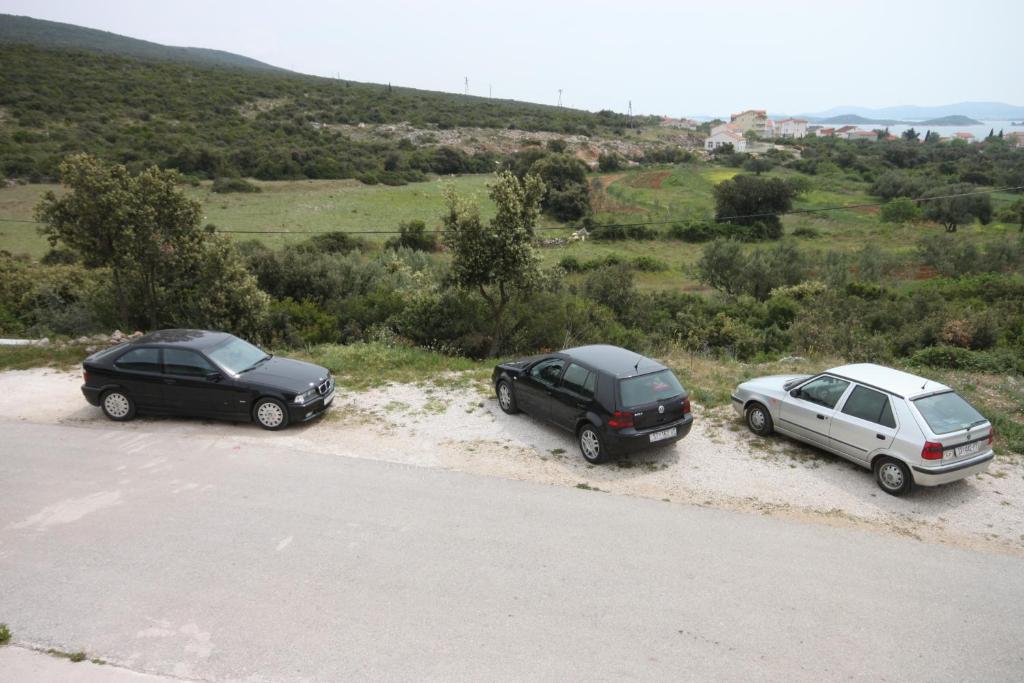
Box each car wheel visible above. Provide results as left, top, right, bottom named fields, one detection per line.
left=746, top=402, right=774, bottom=436
left=578, top=424, right=609, bottom=464
left=100, top=389, right=135, bottom=422
left=496, top=380, right=519, bottom=414
left=874, top=457, right=912, bottom=496
left=254, top=398, right=289, bottom=431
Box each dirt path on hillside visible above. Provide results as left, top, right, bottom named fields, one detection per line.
left=2, top=368, right=1022, bottom=556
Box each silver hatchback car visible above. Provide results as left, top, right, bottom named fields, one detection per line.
left=732, top=363, right=994, bottom=495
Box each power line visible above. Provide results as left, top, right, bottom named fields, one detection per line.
left=2, top=186, right=1019, bottom=235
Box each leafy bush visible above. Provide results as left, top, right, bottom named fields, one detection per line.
left=909, top=346, right=1022, bottom=374
left=791, top=226, right=820, bottom=238
left=590, top=223, right=657, bottom=241
left=211, top=176, right=261, bottom=193
left=880, top=197, right=921, bottom=223
left=598, top=153, right=624, bottom=172
left=384, top=220, right=438, bottom=252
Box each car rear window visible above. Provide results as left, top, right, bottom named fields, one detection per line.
left=913, top=392, right=985, bottom=435
left=618, top=370, right=684, bottom=408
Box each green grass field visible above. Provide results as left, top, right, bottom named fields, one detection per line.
left=2, top=165, right=1018, bottom=293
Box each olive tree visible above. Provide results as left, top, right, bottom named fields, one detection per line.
left=443, top=170, right=546, bottom=356
left=921, top=184, right=992, bottom=233
left=35, top=154, right=267, bottom=332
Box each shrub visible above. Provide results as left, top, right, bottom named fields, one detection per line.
left=266, top=298, right=339, bottom=346
left=590, top=223, right=657, bottom=241
left=558, top=255, right=581, bottom=272
left=880, top=197, right=922, bottom=223
left=0, top=623, right=9, bottom=644
left=296, top=231, right=367, bottom=255
left=211, top=176, right=261, bottom=193
left=791, top=226, right=820, bottom=238
left=631, top=256, right=668, bottom=272
left=597, top=153, right=624, bottom=172
left=909, top=346, right=1022, bottom=374
left=384, top=220, right=438, bottom=252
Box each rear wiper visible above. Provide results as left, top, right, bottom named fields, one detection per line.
left=965, top=418, right=988, bottom=430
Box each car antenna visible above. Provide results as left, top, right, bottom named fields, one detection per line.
left=634, top=358, right=641, bottom=373
left=921, top=380, right=928, bottom=390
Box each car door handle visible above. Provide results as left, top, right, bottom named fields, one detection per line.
left=876, top=434, right=886, bottom=440
left=816, top=414, right=827, bottom=420
left=163, top=378, right=176, bottom=385
left=576, top=402, right=587, bottom=409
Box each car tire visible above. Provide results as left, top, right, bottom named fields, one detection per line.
left=100, top=389, right=135, bottom=422
left=746, top=402, right=774, bottom=436
left=874, top=457, right=913, bottom=496
left=496, top=380, right=519, bottom=415
left=254, top=397, right=290, bottom=431
left=578, top=424, right=610, bottom=464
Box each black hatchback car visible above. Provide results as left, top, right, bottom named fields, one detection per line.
left=81, top=329, right=335, bottom=430
left=492, top=345, right=693, bottom=463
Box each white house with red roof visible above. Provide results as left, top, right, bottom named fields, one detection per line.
left=705, top=126, right=747, bottom=152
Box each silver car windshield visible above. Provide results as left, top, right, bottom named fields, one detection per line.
left=913, top=392, right=985, bottom=435
left=208, top=337, right=269, bottom=375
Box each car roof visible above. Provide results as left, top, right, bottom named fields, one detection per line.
left=561, top=345, right=667, bottom=378
left=825, top=363, right=949, bottom=398
left=134, top=329, right=236, bottom=351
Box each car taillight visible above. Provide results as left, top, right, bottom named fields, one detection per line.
left=988, top=429, right=994, bottom=446
left=921, top=441, right=944, bottom=460
left=608, top=410, right=634, bottom=429
left=681, top=398, right=691, bottom=415
left=83, top=369, right=90, bottom=383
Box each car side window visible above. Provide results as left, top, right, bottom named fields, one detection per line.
left=114, top=347, right=161, bottom=373
left=560, top=363, right=595, bottom=399
left=841, top=385, right=896, bottom=428
left=164, top=348, right=216, bottom=377
left=529, top=358, right=566, bottom=387
left=794, top=376, right=850, bottom=409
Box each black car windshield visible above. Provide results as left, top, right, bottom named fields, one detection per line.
left=208, top=337, right=270, bottom=374
left=913, top=392, right=985, bottom=435
left=619, top=370, right=684, bottom=408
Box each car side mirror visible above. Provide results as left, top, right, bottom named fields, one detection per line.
left=206, top=371, right=223, bottom=382
left=789, top=389, right=799, bottom=398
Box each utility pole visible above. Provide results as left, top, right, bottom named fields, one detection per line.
left=464, top=76, right=469, bottom=96
left=628, top=100, right=633, bottom=128
left=489, top=83, right=492, bottom=99
left=557, top=89, right=563, bottom=107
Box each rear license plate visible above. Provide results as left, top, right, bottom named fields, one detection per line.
left=323, top=391, right=335, bottom=407
left=949, top=441, right=980, bottom=459
left=650, top=427, right=677, bottom=443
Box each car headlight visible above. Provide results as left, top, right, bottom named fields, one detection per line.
left=294, top=388, right=317, bottom=405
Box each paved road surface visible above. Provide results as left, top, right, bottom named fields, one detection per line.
left=1, top=421, right=1022, bottom=681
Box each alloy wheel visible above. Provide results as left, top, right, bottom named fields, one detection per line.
left=103, top=392, right=130, bottom=418
left=498, top=383, right=512, bottom=410
left=257, top=401, right=285, bottom=428
left=580, top=429, right=600, bottom=460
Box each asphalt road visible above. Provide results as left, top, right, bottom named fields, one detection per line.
left=1, top=421, right=1022, bottom=682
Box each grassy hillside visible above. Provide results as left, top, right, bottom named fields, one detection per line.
left=0, top=30, right=651, bottom=182
left=0, top=13, right=285, bottom=71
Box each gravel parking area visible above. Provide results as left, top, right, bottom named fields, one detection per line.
left=2, top=368, right=1022, bottom=555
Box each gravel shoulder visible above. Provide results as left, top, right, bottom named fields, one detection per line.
left=2, top=368, right=1022, bottom=555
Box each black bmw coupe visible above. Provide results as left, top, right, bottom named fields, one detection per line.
left=81, top=329, right=335, bottom=430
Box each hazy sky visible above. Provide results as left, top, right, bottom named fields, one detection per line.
left=4, top=0, right=1022, bottom=116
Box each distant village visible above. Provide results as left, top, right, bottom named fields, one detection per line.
left=659, top=110, right=1024, bottom=153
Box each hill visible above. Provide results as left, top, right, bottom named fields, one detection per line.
left=805, top=102, right=1024, bottom=121
left=812, top=113, right=983, bottom=126
left=0, top=15, right=653, bottom=182
left=0, top=13, right=285, bottom=72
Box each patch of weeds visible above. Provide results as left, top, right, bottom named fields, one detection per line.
left=985, top=470, right=1008, bottom=479
left=422, top=397, right=446, bottom=414
left=383, top=400, right=410, bottom=413
left=0, top=623, right=10, bottom=644
left=550, top=448, right=566, bottom=456
left=47, top=648, right=87, bottom=663
left=91, top=658, right=106, bottom=665
left=615, top=459, right=635, bottom=469
left=576, top=482, right=603, bottom=491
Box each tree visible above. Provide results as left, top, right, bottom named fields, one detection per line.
left=901, top=128, right=920, bottom=141
left=743, top=129, right=759, bottom=143
left=921, top=184, right=993, bottom=233
left=742, top=157, right=774, bottom=175
left=443, top=171, right=546, bottom=356
left=528, top=153, right=591, bottom=221
left=879, top=197, right=921, bottom=223
left=597, top=152, right=623, bottom=172
left=35, top=154, right=267, bottom=331
left=713, top=174, right=799, bottom=239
